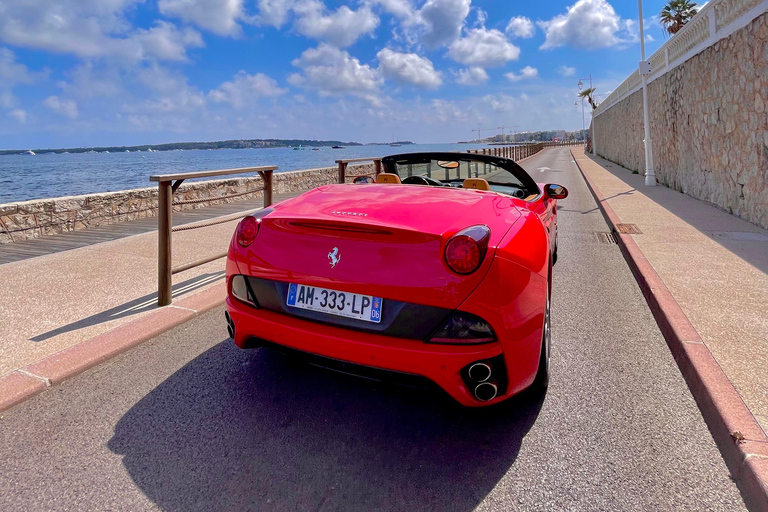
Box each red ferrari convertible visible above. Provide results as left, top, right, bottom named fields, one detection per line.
left=224, top=152, right=568, bottom=407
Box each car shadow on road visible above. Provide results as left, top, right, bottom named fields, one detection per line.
left=108, top=341, right=544, bottom=511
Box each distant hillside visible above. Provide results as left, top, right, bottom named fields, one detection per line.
left=0, top=138, right=364, bottom=155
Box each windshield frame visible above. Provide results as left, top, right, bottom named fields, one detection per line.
left=380, top=152, right=540, bottom=199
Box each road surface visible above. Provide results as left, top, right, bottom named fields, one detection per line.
left=0, top=148, right=747, bottom=511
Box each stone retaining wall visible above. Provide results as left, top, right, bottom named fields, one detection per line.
left=0, top=163, right=375, bottom=244
left=593, top=13, right=768, bottom=229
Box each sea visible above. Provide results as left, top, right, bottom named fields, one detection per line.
left=0, top=143, right=494, bottom=203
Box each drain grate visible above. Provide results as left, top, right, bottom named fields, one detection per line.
left=616, top=223, right=642, bottom=234
left=594, top=231, right=618, bottom=244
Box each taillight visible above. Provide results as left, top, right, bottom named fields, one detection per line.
left=428, top=311, right=496, bottom=344
left=236, top=208, right=273, bottom=247
left=444, top=225, right=490, bottom=274
left=237, top=216, right=259, bottom=247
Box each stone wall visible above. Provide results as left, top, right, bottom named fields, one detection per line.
left=0, top=163, right=375, bottom=244
left=593, top=13, right=768, bottom=229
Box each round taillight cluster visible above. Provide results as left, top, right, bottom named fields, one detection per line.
left=444, top=225, right=490, bottom=275
left=445, top=236, right=481, bottom=274
left=236, top=216, right=259, bottom=247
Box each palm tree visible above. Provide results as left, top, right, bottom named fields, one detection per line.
left=578, top=87, right=598, bottom=110
left=660, top=0, right=699, bottom=35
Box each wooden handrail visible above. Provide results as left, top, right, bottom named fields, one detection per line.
left=150, top=165, right=277, bottom=182
left=153, top=165, right=277, bottom=306
left=336, top=158, right=383, bottom=184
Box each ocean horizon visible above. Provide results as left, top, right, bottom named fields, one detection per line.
left=0, top=143, right=494, bottom=203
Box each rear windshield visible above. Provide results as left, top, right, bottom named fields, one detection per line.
left=388, top=157, right=535, bottom=198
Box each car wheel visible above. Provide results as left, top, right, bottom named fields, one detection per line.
left=552, top=236, right=559, bottom=265
left=532, top=270, right=551, bottom=391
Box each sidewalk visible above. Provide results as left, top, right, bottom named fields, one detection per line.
left=0, top=191, right=300, bottom=410
left=572, top=147, right=768, bottom=508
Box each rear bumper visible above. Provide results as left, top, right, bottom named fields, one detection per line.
left=226, top=297, right=509, bottom=407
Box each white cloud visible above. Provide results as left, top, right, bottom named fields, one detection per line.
left=558, top=65, right=576, bottom=76
left=158, top=0, right=250, bottom=36
left=209, top=71, right=286, bottom=107
left=8, top=109, right=27, bottom=123
left=377, top=49, right=441, bottom=89
left=418, top=0, right=471, bottom=48
left=506, top=16, right=534, bottom=38
left=455, top=67, right=488, bottom=86
left=44, top=96, right=79, bottom=119
left=371, top=0, right=415, bottom=19
left=505, top=66, right=538, bottom=81
left=0, top=48, right=36, bottom=85
left=132, top=22, right=204, bottom=61
left=0, top=48, right=43, bottom=108
left=448, top=28, right=520, bottom=68
left=0, top=0, right=203, bottom=61
left=293, top=0, right=379, bottom=47
left=538, top=0, right=623, bottom=49
left=289, top=44, right=381, bottom=101
left=257, top=0, right=295, bottom=27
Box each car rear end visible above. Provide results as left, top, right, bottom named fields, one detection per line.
left=225, top=184, right=548, bottom=406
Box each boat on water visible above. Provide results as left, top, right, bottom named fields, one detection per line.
left=311, top=147, right=320, bottom=151
left=331, top=145, right=345, bottom=149
left=23, top=150, right=35, bottom=155
left=293, top=145, right=304, bottom=150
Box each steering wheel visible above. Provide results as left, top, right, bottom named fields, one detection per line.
left=402, top=175, right=445, bottom=187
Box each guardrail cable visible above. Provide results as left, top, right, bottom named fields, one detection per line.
left=172, top=187, right=264, bottom=206
left=171, top=208, right=261, bottom=232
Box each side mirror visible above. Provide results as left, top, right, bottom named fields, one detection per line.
left=353, top=175, right=375, bottom=184
left=544, top=184, right=568, bottom=199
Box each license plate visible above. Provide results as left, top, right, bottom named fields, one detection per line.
left=286, top=283, right=383, bottom=323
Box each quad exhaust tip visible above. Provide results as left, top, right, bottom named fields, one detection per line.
left=224, top=311, right=235, bottom=339
left=474, top=382, right=498, bottom=402
left=468, top=362, right=492, bottom=383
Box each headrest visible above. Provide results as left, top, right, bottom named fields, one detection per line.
left=462, top=178, right=490, bottom=190
left=377, top=173, right=402, bottom=184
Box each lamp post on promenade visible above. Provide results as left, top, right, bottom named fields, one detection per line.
left=638, top=0, right=656, bottom=186
left=578, top=75, right=597, bottom=156
left=574, top=100, right=585, bottom=142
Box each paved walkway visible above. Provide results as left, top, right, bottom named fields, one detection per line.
left=572, top=148, right=768, bottom=434
left=0, top=192, right=300, bottom=378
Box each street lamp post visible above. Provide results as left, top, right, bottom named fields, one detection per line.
left=638, top=0, right=655, bottom=186
left=578, top=75, right=597, bottom=156
left=574, top=100, right=585, bottom=142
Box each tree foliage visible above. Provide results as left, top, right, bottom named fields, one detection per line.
left=660, top=0, right=699, bottom=35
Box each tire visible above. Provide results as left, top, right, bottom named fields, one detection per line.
left=532, top=268, right=551, bottom=391
left=552, top=234, right=559, bottom=265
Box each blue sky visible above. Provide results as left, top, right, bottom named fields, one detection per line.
left=0, top=0, right=678, bottom=149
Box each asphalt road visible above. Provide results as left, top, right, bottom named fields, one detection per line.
left=0, top=148, right=747, bottom=511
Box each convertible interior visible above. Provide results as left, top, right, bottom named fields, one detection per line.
left=367, top=155, right=541, bottom=200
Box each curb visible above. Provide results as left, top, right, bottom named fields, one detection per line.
left=571, top=150, right=768, bottom=512
left=0, top=281, right=226, bottom=414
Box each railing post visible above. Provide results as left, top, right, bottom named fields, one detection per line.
left=261, top=170, right=273, bottom=207
left=158, top=180, right=172, bottom=307
left=338, top=162, right=347, bottom=184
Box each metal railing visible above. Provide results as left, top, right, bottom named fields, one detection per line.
left=466, top=143, right=546, bottom=160
left=150, top=166, right=276, bottom=306
left=594, top=0, right=768, bottom=117
left=336, top=158, right=382, bottom=183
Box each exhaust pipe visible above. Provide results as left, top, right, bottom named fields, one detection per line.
left=474, top=382, right=498, bottom=402
left=468, top=362, right=492, bottom=383
left=224, top=311, right=235, bottom=338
